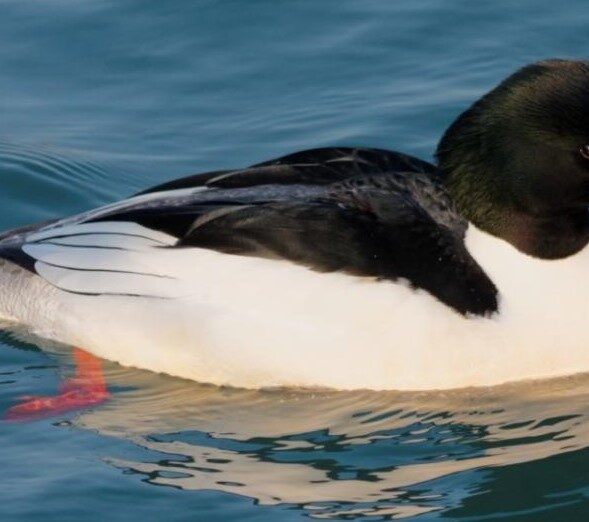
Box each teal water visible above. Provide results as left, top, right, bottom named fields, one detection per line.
left=1, top=0, right=589, bottom=519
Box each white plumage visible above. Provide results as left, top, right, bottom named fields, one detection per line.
left=1, top=217, right=589, bottom=391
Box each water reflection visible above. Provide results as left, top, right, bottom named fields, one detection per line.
left=54, top=354, right=588, bottom=519
left=0, top=251, right=587, bottom=518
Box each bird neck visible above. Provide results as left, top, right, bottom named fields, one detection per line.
left=491, top=209, right=589, bottom=259
left=444, top=171, right=589, bottom=259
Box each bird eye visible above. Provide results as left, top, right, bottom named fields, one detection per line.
left=580, top=144, right=589, bottom=160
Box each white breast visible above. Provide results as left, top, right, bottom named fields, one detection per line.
left=2, top=222, right=589, bottom=391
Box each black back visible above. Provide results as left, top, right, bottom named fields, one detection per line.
left=1, top=147, right=498, bottom=316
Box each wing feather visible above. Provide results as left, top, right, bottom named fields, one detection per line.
left=0, top=147, right=497, bottom=314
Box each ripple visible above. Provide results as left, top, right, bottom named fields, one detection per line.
left=0, top=140, right=124, bottom=227
left=0, top=140, right=108, bottom=184
left=49, top=363, right=587, bottom=519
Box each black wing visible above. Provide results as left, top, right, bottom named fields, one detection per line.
left=176, top=176, right=497, bottom=316
left=3, top=148, right=498, bottom=315
left=136, top=147, right=437, bottom=194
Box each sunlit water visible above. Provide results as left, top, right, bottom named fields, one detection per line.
left=1, top=0, right=589, bottom=519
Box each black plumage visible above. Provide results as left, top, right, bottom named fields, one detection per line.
left=82, top=147, right=497, bottom=316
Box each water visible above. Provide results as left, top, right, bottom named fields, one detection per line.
left=1, top=0, right=589, bottom=519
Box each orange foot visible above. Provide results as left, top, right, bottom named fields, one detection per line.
left=5, top=347, right=110, bottom=422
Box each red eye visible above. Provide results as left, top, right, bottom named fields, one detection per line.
left=580, top=144, right=589, bottom=160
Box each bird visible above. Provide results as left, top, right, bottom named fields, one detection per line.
left=3, top=58, right=589, bottom=395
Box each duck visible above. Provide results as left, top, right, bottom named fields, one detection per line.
left=2, top=58, right=589, bottom=392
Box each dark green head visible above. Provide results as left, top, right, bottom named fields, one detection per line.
left=436, top=59, right=589, bottom=259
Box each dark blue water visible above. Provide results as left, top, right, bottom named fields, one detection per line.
left=1, top=1, right=589, bottom=519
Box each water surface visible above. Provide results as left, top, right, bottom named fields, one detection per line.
left=1, top=0, right=589, bottom=519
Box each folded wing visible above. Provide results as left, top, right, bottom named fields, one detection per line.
left=1, top=148, right=498, bottom=315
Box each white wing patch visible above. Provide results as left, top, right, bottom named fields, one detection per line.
left=36, top=234, right=164, bottom=250
left=33, top=263, right=179, bottom=298
left=27, top=221, right=177, bottom=245
left=22, top=221, right=184, bottom=298
left=23, top=243, right=168, bottom=272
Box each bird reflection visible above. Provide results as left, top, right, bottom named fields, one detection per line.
left=76, top=364, right=589, bottom=518
left=3, top=334, right=589, bottom=519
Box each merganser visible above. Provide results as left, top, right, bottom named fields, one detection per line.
left=2, top=59, right=589, bottom=391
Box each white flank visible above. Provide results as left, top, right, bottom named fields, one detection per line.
left=1, top=222, right=589, bottom=390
